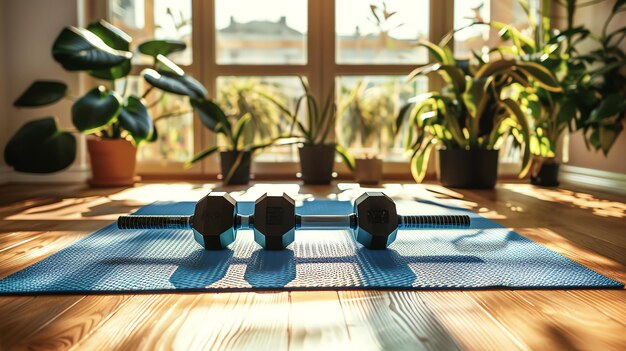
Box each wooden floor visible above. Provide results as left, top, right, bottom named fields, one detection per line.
left=0, top=181, right=624, bottom=351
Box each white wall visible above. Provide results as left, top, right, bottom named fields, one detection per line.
left=565, top=1, right=626, bottom=175
left=0, top=0, right=9, bottom=181
left=1, top=0, right=87, bottom=183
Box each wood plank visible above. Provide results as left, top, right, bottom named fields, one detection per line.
left=338, top=290, right=461, bottom=350
left=0, top=231, right=42, bottom=250
left=69, top=294, right=172, bottom=350
left=11, top=295, right=131, bottom=351
left=419, top=291, right=527, bottom=350
left=0, top=296, right=36, bottom=315
left=74, top=292, right=291, bottom=351
left=566, top=290, right=626, bottom=325
left=468, top=290, right=626, bottom=350
left=204, top=292, right=289, bottom=351
left=0, top=295, right=85, bottom=350
left=289, top=291, right=351, bottom=350
left=0, top=231, right=87, bottom=279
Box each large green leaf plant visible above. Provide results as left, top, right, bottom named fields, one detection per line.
left=458, top=0, right=626, bottom=157
left=395, top=40, right=562, bottom=182
left=5, top=20, right=199, bottom=173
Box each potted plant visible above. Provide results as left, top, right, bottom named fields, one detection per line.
left=4, top=20, right=201, bottom=186
left=338, top=79, right=397, bottom=184
left=184, top=98, right=277, bottom=185
left=261, top=77, right=354, bottom=184
left=467, top=0, right=626, bottom=186
left=565, top=0, right=626, bottom=165
left=396, top=40, right=561, bottom=188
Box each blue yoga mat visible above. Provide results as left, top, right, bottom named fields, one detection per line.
left=0, top=199, right=621, bottom=294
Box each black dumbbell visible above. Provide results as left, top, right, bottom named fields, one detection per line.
left=117, top=192, right=470, bottom=250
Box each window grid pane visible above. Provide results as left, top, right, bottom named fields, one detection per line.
left=215, top=0, right=307, bottom=65
left=335, top=0, right=430, bottom=65
left=109, top=0, right=193, bottom=65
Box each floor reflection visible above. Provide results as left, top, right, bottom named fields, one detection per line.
left=503, top=184, right=625, bottom=218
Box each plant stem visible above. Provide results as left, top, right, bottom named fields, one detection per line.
left=142, top=86, right=155, bottom=99
left=121, top=76, right=129, bottom=97
left=153, top=109, right=193, bottom=123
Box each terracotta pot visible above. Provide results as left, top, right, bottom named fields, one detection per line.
left=220, top=151, right=251, bottom=185
left=298, top=144, right=335, bottom=185
left=354, top=158, right=383, bottom=184
left=437, top=149, right=499, bottom=189
left=87, top=139, right=137, bottom=187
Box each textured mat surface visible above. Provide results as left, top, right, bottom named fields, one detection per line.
left=0, top=199, right=622, bottom=294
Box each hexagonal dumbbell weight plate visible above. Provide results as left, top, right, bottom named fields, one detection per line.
left=353, top=192, right=399, bottom=249
left=192, top=192, right=237, bottom=250
left=253, top=193, right=296, bottom=250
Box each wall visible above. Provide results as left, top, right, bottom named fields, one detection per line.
left=1, top=0, right=87, bottom=183
left=0, top=1, right=8, bottom=181
left=564, top=1, right=626, bottom=175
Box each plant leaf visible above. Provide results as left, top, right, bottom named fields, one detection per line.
left=4, top=117, right=76, bottom=173
left=410, top=138, right=434, bottom=182
left=89, top=59, right=132, bottom=81
left=14, top=81, right=67, bottom=107
left=52, top=26, right=132, bottom=71
left=500, top=99, right=532, bottom=178
left=408, top=63, right=466, bottom=93
left=395, top=103, right=413, bottom=134
left=516, top=62, right=562, bottom=92
left=84, top=20, right=132, bottom=80
left=587, top=93, right=626, bottom=123
left=118, top=96, right=153, bottom=144
left=156, top=54, right=185, bottom=75
left=190, top=98, right=231, bottom=135
left=418, top=40, right=451, bottom=64
left=184, top=145, right=219, bottom=168
left=475, top=60, right=516, bottom=79
left=86, top=20, right=131, bottom=51
left=599, top=125, right=622, bottom=155
left=71, top=86, right=122, bottom=133
left=148, top=124, right=159, bottom=143
left=142, top=68, right=206, bottom=99
left=138, top=39, right=187, bottom=57
left=335, top=144, right=355, bottom=172
left=232, top=113, right=252, bottom=148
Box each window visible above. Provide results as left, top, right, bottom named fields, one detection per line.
left=101, top=0, right=531, bottom=177
left=453, top=0, right=531, bottom=60
left=335, top=0, right=430, bottom=64
left=215, top=0, right=307, bottom=65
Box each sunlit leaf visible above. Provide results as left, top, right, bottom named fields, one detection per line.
left=71, top=86, right=122, bottom=133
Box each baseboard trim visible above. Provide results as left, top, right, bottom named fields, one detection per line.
left=560, top=165, right=626, bottom=196
left=3, top=165, right=90, bottom=184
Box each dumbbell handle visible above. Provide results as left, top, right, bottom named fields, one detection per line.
left=295, top=214, right=470, bottom=229
left=117, top=215, right=194, bottom=230
left=117, top=213, right=470, bottom=230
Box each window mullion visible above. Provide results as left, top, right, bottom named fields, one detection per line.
left=201, top=0, right=219, bottom=176
left=319, top=0, right=336, bottom=144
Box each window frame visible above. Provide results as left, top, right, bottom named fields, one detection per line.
left=94, top=0, right=531, bottom=180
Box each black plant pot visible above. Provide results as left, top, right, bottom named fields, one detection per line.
left=530, top=160, right=560, bottom=187
left=298, top=144, right=335, bottom=185
left=220, top=151, right=251, bottom=185
left=437, top=149, right=499, bottom=189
